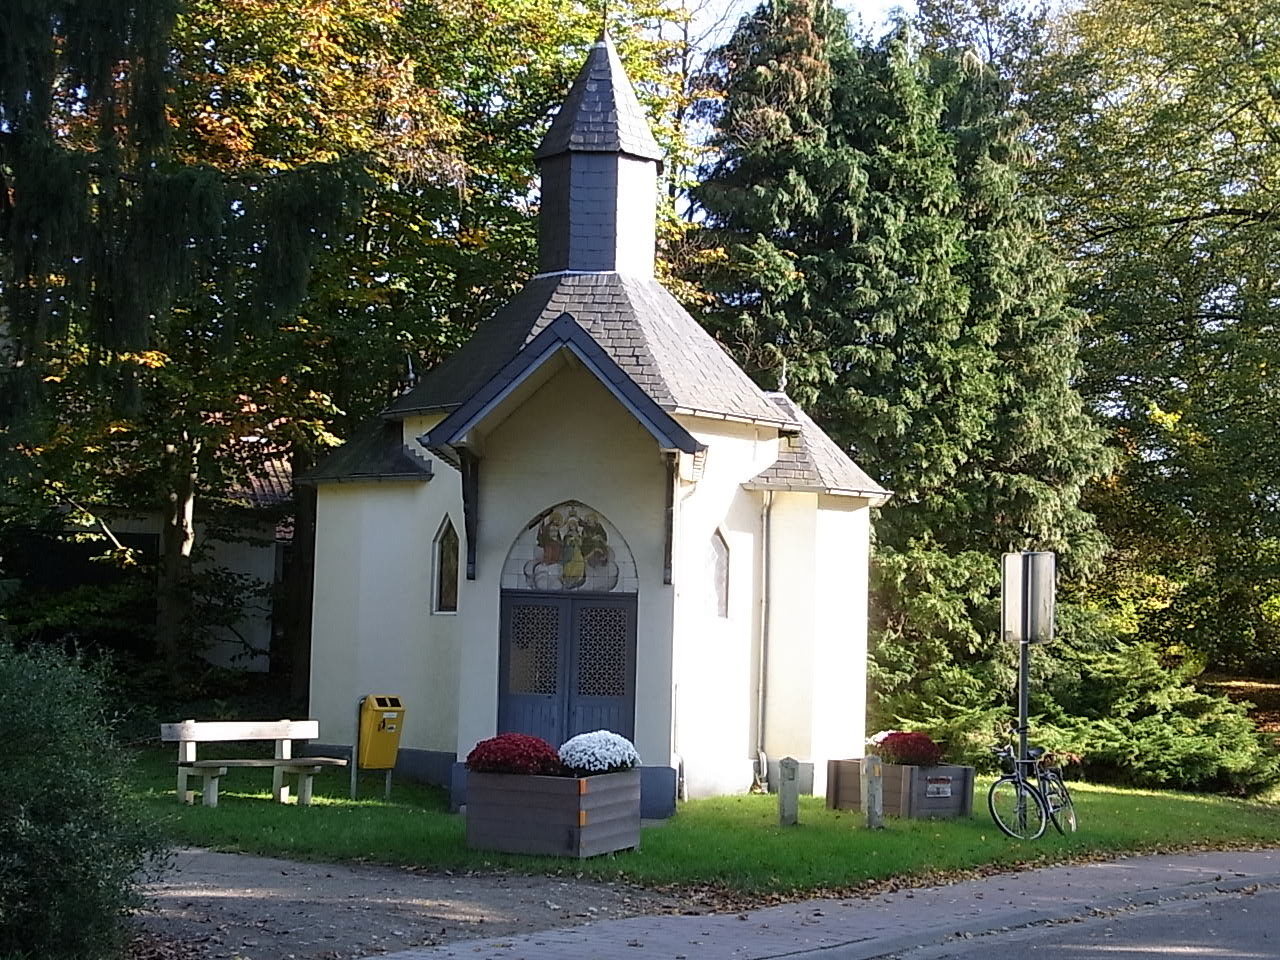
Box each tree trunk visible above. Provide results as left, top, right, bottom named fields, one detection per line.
left=156, top=436, right=200, bottom=681
left=282, top=450, right=316, bottom=708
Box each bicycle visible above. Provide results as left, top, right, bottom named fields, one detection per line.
left=987, top=733, right=1078, bottom=840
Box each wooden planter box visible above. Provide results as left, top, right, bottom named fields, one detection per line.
left=826, top=759, right=974, bottom=819
left=465, top=768, right=641, bottom=858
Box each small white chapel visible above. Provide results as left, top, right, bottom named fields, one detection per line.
left=301, top=33, right=890, bottom=816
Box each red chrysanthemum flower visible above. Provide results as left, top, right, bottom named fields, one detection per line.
left=465, top=733, right=564, bottom=775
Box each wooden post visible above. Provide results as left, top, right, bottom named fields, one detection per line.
left=861, top=755, right=883, bottom=829
left=177, top=730, right=196, bottom=804
left=778, top=756, right=800, bottom=826
left=202, top=772, right=220, bottom=808
left=351, top=697, right=362, bottom=799
left=273, top=727, right=291, bottom=804
left=298, top=771, right=314, bottom=807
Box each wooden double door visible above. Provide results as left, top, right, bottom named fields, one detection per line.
left=497, top=591, right=637, bottom=746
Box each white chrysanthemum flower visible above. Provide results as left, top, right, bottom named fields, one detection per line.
left=558, top=730, right=640, bottom=774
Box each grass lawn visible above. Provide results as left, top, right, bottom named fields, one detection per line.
left=130, top=745, right=1280, bottom=896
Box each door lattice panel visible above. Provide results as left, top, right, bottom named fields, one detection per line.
left=509, top=604, right=560, bottom=695
left=576, top=606, right=628, bottom=697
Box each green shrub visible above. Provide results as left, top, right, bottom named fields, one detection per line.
left=1039, top=642, right=1280, bottom=793
left=0, top=643, right=164, bottom=960
left=881, top=639, right=1280, bottom=793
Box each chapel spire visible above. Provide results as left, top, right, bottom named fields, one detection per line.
left=535, top=33, right=663, bottom=277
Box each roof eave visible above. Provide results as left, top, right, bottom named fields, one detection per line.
left=379, top=402, right=460, bottom=421
left=299, top=469, right=433, bottom=486
left=743, top=480, right=893, bottom=505
left=670, top=406, right=801, bottom=431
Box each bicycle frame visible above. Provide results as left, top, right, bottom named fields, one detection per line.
left=989, top=739, right=1076, bottom=839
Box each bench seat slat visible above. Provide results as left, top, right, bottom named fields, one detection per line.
left=181, top=758, right=347, bottom=769
left=161, top=719, right=319, bottom=742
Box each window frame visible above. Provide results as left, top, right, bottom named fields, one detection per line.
left=711, top=528, right=730, bottom=619
left=433, top=516, right=460, bottom=614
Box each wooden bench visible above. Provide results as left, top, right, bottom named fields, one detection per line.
left=160, top=719, right=348, bottom=807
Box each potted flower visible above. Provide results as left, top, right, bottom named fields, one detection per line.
left=464, top=730, right=642, bottom=857
left=825, top=731, right=975, bottom=819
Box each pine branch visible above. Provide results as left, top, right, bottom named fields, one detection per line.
left=1085, top=206, right=1280, bottom=242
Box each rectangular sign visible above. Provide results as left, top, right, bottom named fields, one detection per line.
left=1001, top=551, right=1057, bottom=644
left=1025, top=551, right=1056, bottom=643
left=925, top=776, right=953, bottom=798
left=1001, top=553, right=1024, bottom=643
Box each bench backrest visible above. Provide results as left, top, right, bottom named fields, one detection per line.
left=160, top=719, right=319, bottom=743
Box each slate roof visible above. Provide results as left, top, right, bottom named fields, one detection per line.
left=384, top=273, right=796, bottom=428
left=747, top=394, right=891, bottom=502
left=227, top=456, right=292, bottom=509
left=423, top=313, right=704, bottom=463
left=297, top=418, right=432, bottom=485
left=534, top=33, right=664, bottom=163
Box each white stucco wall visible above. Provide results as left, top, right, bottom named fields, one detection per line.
left=759, top=491, right=874, bottom=796
left=309, top=433, right=464, bottom=754
left=809, top=496, right=871, bottom=795
left=763, top=492, right=820, bottom=761
left=199, top=520, right=278, bottom=671
left=669, top=418, right=779, bottom=796
left=453, top=360, right=673, bottom=768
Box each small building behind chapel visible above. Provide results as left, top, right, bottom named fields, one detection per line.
left=302, top=34, right=890, bottom=815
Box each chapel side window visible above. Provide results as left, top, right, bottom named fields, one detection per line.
left=712, top=530, right=729, bottom=618
left=435, top=518, right=459, bottom=613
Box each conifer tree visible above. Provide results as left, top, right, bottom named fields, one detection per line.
left=869, top=47, right=1112, bottom=729
left=692, top=6, right=1111, bottom=746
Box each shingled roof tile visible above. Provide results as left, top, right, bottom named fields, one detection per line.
left=747, top=394, right=890, bottom=501
left=299, top=418, right=432, bottom=485
left=384, top=274, right=791, bottom=426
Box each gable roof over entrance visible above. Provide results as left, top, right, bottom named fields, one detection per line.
left=422, top=312, right=705, bottom=463
left=385, top=272, right=795, bottom=428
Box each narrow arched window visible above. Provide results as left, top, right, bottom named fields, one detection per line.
left=435, top=518, right=459, bottom=613
left=712, top=530, right=729, bottom=618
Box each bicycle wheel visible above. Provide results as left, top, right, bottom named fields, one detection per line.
left=988, top=776, right=1049, bottom=840
left=1043, top=772, right=1078, bottom=834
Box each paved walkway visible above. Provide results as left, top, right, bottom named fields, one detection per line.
left=372, top=849, right=1280, bottom=960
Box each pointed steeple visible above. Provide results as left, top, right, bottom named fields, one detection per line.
left=535, top=33, right=663, bottom=277
left=535, top=32, right=664, bottom=164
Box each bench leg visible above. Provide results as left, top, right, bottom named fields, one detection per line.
left=273, top=767, right=290, bottom=804
left=201, top=773, right=220, bottom=808
left=297, top=772, right=314, bottom=806
left=177, top=767, right=192, bottom=804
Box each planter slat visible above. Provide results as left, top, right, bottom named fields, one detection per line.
left=465, top=769, right=642, bottom=858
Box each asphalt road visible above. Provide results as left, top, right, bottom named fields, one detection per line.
left=906, top=885, right=1280, bottom=959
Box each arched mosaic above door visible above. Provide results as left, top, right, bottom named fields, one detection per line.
left=502, top=501, right=638, bottom=593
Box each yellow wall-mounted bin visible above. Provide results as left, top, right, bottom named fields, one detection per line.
left=357, top=695, right=405, bottom=770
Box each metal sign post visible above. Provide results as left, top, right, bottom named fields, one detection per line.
left=1002, top=552, right=1056, bottom=765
